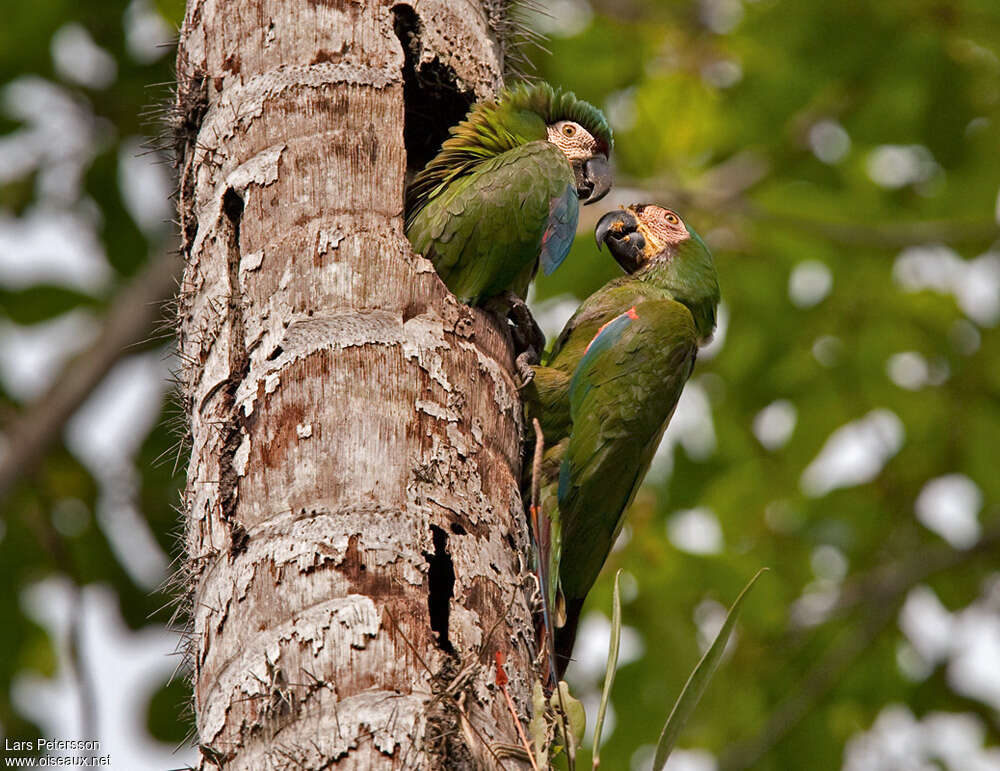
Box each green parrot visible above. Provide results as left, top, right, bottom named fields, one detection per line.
left=405, top=82, right=613, bottom=307
left=525, top=204, right=720, bottom=675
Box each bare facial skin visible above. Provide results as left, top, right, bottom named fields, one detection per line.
left=546, top=120, right=601, bottom=161
left=632, top=205, right=690, bottom=252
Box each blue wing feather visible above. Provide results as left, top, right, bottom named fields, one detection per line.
left=557, top=308, right=635, bottom=505
left=566, top=309, right=634, bottom=409
left=540, top=182, right=580, bottom=276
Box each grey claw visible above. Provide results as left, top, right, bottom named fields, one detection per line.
left=516, top=352, right=536, bottom=389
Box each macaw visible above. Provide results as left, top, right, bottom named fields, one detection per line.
left=405, top=82, right=613, bottom=307
left=525, top=204, right=720, bottom=675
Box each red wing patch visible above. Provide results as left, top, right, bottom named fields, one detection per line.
left=584, top=306, right=638, bottom=354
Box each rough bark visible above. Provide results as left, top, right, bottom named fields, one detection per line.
left=174, top=1, right=537, bottom=768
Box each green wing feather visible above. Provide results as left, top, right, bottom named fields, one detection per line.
left=406, top=141, right=575, bottom=304
left=527, top=280, right=668, bottom=448
left=557, top=298, right=699, bottom=601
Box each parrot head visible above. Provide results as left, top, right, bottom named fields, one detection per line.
left=594, top=204, right=691, bottom=272
left=406, top=82, right=614, bottom=226
left=544, top=119, right=612, bottom=204
left=596, top=204, right=721, bottom=343
left=497, top=82, right=613, bottom=204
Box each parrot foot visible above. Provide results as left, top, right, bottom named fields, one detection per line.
left=500, top=291, right=546, bottom=365
left=515, top=352, right=536, bottom=388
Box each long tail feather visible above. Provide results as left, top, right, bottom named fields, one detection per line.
left=530, top=418, right=558, bottom=688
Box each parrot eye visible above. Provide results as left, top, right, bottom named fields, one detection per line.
left=562, top=123, right=577, bottom=137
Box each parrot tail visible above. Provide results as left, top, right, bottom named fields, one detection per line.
left=554, top=597, right=586, bottom=679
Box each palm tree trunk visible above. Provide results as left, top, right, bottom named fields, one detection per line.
left=173, top=1, right=537, bottom=767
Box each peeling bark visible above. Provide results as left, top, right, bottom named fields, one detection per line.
left=175, top=0, right=538, bottom=768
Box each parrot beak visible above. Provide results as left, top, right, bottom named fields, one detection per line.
left=595, top=208, right=647, bottom=274
left=580, top=154, right=612, bottom=205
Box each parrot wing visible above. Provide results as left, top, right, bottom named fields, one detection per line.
left=406, top=141, right=577, bottom=304
left=556, top=298, right=699, bottom=601
left=540, top=181, right=579, bottom=276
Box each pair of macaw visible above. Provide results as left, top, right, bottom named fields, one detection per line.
left=406, top=82, right=720, bottom=676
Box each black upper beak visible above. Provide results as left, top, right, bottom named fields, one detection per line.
left=595, top=208, right=646, bottom=274
left=580, top=155, right=612, bottom=205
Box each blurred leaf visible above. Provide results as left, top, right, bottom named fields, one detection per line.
left=592, top=569, right=622, bottom=769
left=146, top=676, right=191, bottom=745
left=653, top=569, right=767, bottom=771
left=0, top=285, right=103, bottom=324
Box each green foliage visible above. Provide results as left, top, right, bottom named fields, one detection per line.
left=533, top=1, right=1000, bottom=768
left=653, top=569, right=765, bottom=770
left=0, top=0, right=184, bottom=751
left=145, top=678, right=190, bottom=745
left=591, top=569, right=622, bottom=768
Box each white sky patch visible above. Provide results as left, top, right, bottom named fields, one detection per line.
left=694, top=598, right=730, bottom=655
left=13, top=579, right=197, bottom=770
left=618, top=570, right=639, bottom=603
left=567, top=608, right=643, bottom=748
left=118, top=136, right=173, bottom=236
left=0, top=76, right=107, bottom=205
left=893, top=244, right=1000, bottom=327
left=631, top=746, right=719, bottom=771
left=580, top=692, right=615, bottom=748
left=809, top=119, right=851, bottom=164
left=956, top=252, right=1000, bottom=326
left=667, top=507, right=723, bottom=555
left=124, top=0, right=174, bottom=64
left=66, top=352, right=172, bottom=589
left=664, top=749, right=718, bottom=771
left=753, top=399, right=797, bottom=451
left=866, top=144, right=940, bottom=189
left=894, top=243, right=962, bottom=294
left=898, top=582, right=1000, bottom=713
left=66, top=352, right=169, bottom=471
left=611, top=522, right=632, bottom=554
left=900, top=585, right=954, bottom=665
left=915, top=474, right=983, bottom=549
left=0, top=77, right=110, bottom=290
left=887, top=351, right=929, bottom=390
left=566, top=611, right=645, bottom=684
left=0, top=207, right=111, bottom=292
left=51, top=23, right=117, bottom=89
left=0, top=311, right=100, bottom=401
left=526, top=0, right=594, bottom=37
left=789, top=580, right=840, bottom=628
left=789, top=260, right=833, bottom=308
left=699, top=301, right=728, bottom=360
left=800, top=409, right=904, bottom=497
left=948, top=604, right=1000, bottom=712
left=842, top=705, right=1000, bottom=771
left=648, top=379, right=717, bottom=482
left=699, top=0, right=744, bottom=33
